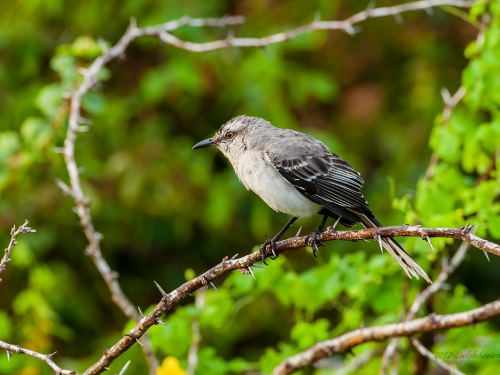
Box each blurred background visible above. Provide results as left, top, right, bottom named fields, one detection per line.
left=1, top=0, right=499, bottom=374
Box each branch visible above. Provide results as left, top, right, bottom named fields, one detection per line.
left=0, top=340, right=75, bottom=375
left=272, top=300, right=500, bottom=375
left=82, top=224, right=499, bottom=375
left=0, top=220, right=36, bottom=280
left=154, top=0, right=474, bottom=51
left=380, top=235, right=472, bottom=373
left=409, top=336, right=466, bottom=375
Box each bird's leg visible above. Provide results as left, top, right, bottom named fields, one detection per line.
left=306, top=215, right=328, bottom=257
left=260, top=216, right=298, bottom=265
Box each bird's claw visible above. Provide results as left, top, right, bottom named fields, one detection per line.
left=259, top=237, right=278, bottom=265
left=306, top=229, right=324, bottom=257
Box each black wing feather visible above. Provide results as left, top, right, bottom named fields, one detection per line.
left=265, top=138, right=374, bottom=226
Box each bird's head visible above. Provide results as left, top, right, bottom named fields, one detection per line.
left=192, top=115, right=270, bottom=158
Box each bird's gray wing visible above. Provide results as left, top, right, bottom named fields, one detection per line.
left=263, top=131, right=373, bottom=224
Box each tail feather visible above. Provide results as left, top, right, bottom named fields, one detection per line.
left=357, top=214, right=431, bottom=284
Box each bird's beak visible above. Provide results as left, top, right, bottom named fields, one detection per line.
left=192, top=138, right=217, bottom=149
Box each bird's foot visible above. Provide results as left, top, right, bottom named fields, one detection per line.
left=306, top=229, right=324, bottom=257
left=259, top=235, right=278, bottom=265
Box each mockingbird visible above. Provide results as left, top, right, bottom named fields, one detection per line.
left=193, top=115, right=430, bottom=283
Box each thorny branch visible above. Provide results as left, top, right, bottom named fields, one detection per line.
left=83, top=223, right=499, bottom=375
left=272, top=300, right=500, bottom=375
left=57, top=0, right=477, bottom=373
left=0, top=220, right=36, bottom=280
left=0, top=340, right=75, bottom=375
left=379, top=237, right=473, bottom=374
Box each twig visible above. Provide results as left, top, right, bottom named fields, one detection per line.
left=380, top=237, right=472, bottom=374
left=272, top=300, right=500, bottom=375
left=0, top=340, right=75, bottom=374
left=82, top=223, right=499, bottom=375
left=153, top=0, right=474, bottom=52
left=425, top=86, right=466, bottom=180
left=0, top=221, right=36, bottom=279
left=187, top=288, right=206, bottom=375
left=410, top=336, right=466, bottom=375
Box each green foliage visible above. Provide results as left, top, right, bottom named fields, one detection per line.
left=0, top=1, right=499, bottom=375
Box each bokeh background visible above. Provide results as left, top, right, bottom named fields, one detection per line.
left=1, top=0, right=499, bottom=374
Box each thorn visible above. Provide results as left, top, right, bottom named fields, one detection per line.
left=222, top=256, right=229, bottom=262
left=314, top=11, right=321, bottom=22
left=330, top=216, right=341, bottom=231
left=209, top=281, right=219, bottom=292
left=344, top=24, right=358, bottom=36
left=483, top=250, right=490, bottom=262
left=138, top=306, right=144, bottom=318
left=441, top=87, right=452, bottom=105
left=46, top=351, right=57, bottom=360
left=374, top=233, right=384, bottom=253
left=425, top=7, right=434, bottom=15
left=423, top=235, right=435, bottom=252
left=271, top=244, right=277, bottom=259
left=154, top=281, right=167, bottom=297
left=78, top=117, right=94, bottom=125
left=252, top=264, right=263, bottom=269
left=295, top=226, right=302, bottom=237
left=104, top=367, right=110, bottom=371
left=125, top=333, right=143, bottom=346
left=52, top=147, right=63, bottom=154
left=366, top=0, right=376, bottom=10
left=230, top=253, right=239, bottom=260
left=7, top=350, right=11, bottom=361
left=129, top=17, right=137, bottom=28
left=156, top=318, right=165, bottom=325
left=394, top=13, right=404, bottom=25
left=97, top=37, right=109, bottom=53
left=118, top=360, right=131, bottom=375
left=248, top=267, right=255, bottom=279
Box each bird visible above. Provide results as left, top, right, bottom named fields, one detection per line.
left=193, top=115, right=430, bottom=283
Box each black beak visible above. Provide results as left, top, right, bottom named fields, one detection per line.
left=192, top=138, right=217, bottom=150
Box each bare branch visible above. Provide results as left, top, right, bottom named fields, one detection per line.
left=0, top=220, right=36, bottom=279
left=380, top=237, right=472, bottom=373
left=409, top=336, right=466, bottom=375
left=0, top=340, right=75, bottom=374
left=82, top=223, right=499, bottom=375
left=272, top=300, right=500, bottom=375
left=151, top=0, right=474, bottom=52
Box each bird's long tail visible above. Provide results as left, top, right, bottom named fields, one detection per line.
left=357, top=214, right=431, bottom=283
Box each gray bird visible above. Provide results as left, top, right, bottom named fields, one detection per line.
left=193, top=115, right=430, bottom=283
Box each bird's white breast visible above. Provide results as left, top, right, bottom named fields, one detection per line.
left=233, top=150, right=322, bottom=217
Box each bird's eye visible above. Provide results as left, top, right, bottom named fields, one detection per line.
left=225, top=131, right=234, bottom=140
